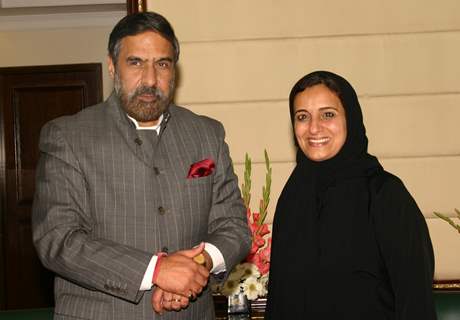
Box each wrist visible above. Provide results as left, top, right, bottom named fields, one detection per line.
left=152, top=252, right=167, bottom=285
left=202, top=250, right=213, bottom=271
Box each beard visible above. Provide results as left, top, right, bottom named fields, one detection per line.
left=114, top=72, right=174, bottom=123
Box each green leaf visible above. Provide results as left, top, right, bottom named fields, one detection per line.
left=242, top=153, right=251, bottom=209
left=258, top=149, right=271, bottom=227
left=434, top=210, right=460, bottom=234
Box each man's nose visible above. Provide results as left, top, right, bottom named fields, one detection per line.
left=141, top=64, right=157, bottom=87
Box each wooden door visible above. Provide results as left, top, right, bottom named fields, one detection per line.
left=0, top=64, right=102, bottom=310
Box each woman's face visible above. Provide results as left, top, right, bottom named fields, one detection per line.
left=293, top=84, right=347, bottom=162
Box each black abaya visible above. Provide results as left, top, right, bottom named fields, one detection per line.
left=265, top=71, right=436, bottom=320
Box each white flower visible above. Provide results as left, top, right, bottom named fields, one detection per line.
left=220, top=277, right=241, bottom=297
left=259, top=274, right=269, bottom=296
left=217, top=262, right=268, bottom=298
left=239, top=262, right=260, bottom=280
left=227, top=265, right=245, bottom=281
left=242, top=276, right=263, bottom=300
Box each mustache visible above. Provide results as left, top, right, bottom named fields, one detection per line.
left=129, top=86, right=165, bottom=101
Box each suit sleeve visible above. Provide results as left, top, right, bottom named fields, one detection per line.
left=32, top=122, right=151, bottom=303
left=374, top=177, right=437, bottom=320
left=205, top=122, right=251, bottom=278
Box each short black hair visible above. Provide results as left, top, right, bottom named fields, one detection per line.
left=108, top=12, right=180, bottom=64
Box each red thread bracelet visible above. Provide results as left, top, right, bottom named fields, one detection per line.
left=152, top=252, right=167, bottom=285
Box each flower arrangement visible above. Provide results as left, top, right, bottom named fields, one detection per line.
left=219, top=150, right=272, bottom=300
left=434, top=209, right=460, bottom=234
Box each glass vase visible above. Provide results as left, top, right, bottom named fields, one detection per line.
left=227, top=289, right=250, bottom=318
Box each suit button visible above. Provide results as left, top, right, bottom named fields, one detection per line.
left=153, top=167, right=160, bottom=175
left=134, top=137, right=142, bottom=145
left=158, top=206, right=166, bottom=215
left=104, top=284, right=109, bottom=290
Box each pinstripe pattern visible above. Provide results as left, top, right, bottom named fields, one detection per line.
left=32, top=93, right=251, bottom=320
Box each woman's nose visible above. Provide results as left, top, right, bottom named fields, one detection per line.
left=309, top=117, right=321, bottom=134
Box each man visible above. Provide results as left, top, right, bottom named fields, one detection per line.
left=32, top=12, right=251, bottom=320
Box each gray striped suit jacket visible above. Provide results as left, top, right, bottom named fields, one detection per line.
left=32, top=93, right=251, bottom=320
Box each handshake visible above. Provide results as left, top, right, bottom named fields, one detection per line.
left=151, top=242, right=211, bottom=314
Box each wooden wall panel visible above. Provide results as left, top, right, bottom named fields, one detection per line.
left=234, top=156, right=460, bottom=223
left=427, top=219, right=460, bottom=280
left=364, top=94, right=460, bottom=157
left=189, top=92, right=460, bottom=162
left=175, top=33, right=460, bottom=104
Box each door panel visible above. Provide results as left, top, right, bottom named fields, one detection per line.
left=0, top=64, right=102, bottom=309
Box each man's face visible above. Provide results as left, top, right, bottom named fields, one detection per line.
left=108, top=31, right=175, bottom=126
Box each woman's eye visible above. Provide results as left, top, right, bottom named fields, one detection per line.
left=296, top=113, right=309, bottom=121
left=322, top=111, right=335, bottom=119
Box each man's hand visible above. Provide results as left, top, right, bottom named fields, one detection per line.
left=151, top=287, right=190, bottom=314
left=154, top=242, right=210, bottom=297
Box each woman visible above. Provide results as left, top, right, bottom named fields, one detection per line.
left=265, top=71, right=436, bottom=319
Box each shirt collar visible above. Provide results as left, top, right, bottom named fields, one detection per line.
left=127, top=114, right=163, bottom=134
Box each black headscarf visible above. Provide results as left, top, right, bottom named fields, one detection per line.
left=266, top=71, right=383, bottom=318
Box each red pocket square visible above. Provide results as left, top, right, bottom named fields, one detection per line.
left=187, top=159, right=215, bottom=178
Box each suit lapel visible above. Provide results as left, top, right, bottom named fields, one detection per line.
left=105, top=93, right=156, bottom=169
left=106, top=96, right=196, bottom=175
left=158, top=105, right=199, bottom=179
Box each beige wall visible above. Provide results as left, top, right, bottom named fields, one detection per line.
left=0, top=24, right=119, bottom=99
left=147, top=0, right=460, bottom=280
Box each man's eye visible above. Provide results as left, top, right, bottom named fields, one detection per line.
left=128, top=59, right=142, bottom=66
left=157, top=61, right=171, bottom=69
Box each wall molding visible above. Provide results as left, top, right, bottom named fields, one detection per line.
left=0, top=0, right=125, bottom=8
left=0, top=10, right=125, bottom=31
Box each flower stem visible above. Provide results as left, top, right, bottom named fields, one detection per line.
left=242, top=153, right=251, bottom=209
left=434, top=210, right=460, bottom=234
left=257, top=150, right=271, bottom=230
